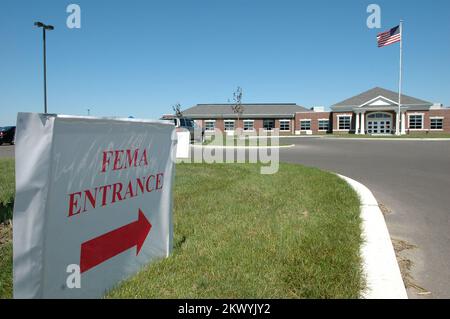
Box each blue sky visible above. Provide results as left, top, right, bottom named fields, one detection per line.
left=1, top=0, right=449, bottom=126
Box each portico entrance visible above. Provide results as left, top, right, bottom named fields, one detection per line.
left=366, top=112, right=393, bottom=134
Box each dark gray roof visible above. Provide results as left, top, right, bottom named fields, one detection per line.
left=332, top=87, right=432, bottom=107
left=182, top=103, right=308, bottom=119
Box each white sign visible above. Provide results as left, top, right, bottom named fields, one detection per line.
left=176, top=131, right=190, bottom=158
left=13, top=113, right=176, bottom=298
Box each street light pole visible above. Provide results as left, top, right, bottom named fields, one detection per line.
left=43, top=27, right=48, bottom=114
left=34, top=22, right=54, bottom=114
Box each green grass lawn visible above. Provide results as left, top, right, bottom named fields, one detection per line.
left=330, top=132, right=450, bottom=138
left=108, top=163, right=363, bottom=298
left=202, top=135, right=294, bottom=147
left=0, top=158, right=14, bottom=224
left=0, top=160, right=364, bottom=299
left=0, top=158, right=14, bottom=298
left=0, top=222, right=12, bottom=299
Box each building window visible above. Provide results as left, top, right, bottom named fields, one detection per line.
left=300, top=120, right=311, bottom=130
left=180, top=118, right=194, bottom=127
left=243, top=120, right=254, bottom=131
left=263, top=119, right=275, bottom=131
left=204, top=120, right=216, bottom=132
left=318, top=119, right=329, bottom=131
left=367, top=113, right=391, bottom=119
left=338, top=116, right=351, bottom=130
left=430, top=118, right=443, bottom=130
left=279, top=120, right=290, bottom=131
left=224, top=120, right=235, bottom=131
left=409, top=114, right=423, bottom=130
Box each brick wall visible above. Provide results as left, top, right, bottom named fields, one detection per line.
left=405, top=109, right=450, bottom=132
left=295, top=112, right=332, bottom=134
left=429, top=109, right=450, bottom=132
left=196, top=118, right=295, bottom=134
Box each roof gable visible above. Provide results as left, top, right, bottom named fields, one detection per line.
left=332, top=87, right=432, bottom=108
left=359, top=96, right=399, bottom=108
left=366, top=97, right=393, bottom=106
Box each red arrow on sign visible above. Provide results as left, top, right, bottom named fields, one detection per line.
left=80, top=209, right=152, bottom=273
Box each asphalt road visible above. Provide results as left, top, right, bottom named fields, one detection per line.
left=2, top=139, right=450, bottom=298
left=279, top=137, right=450, bottom=299
left=0, top=145, right=14, bottom=158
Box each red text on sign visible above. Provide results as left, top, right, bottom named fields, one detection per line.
left=68, top=173, right=164, bottom=217
left=101, top=148, right=149, bottom=173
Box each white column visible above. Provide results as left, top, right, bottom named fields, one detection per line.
left=360, top=112, right=365, bottom=135
left=401, top=112, right=406, bottom=135
left=395, top=112, right=400, bottom=135
left=355, top=113, right=360, bottom=134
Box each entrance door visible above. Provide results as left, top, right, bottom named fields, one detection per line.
left=366, top=113, right=393, bottom=134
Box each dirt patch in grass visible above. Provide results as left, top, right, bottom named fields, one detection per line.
left=0, top=221, right=12, bottom=245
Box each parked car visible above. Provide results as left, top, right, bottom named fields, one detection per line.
left=0, top=126, right=16, bottom=145
left=161, top=116, right=204, bottom=142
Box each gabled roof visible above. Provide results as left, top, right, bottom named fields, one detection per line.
left=182, top=103, right=308, bottom=119
left=332, top=87, right=432, bottom=108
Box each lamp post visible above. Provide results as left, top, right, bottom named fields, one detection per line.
left=34, top=21, right=54, bottom=114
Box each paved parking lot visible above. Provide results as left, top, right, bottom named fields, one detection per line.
left=280, top=137, right=450, bottom=299
left=0, top=145, right=14, bottom=158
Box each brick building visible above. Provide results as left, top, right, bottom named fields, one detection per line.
left=326, top=87, right=450, bottom=135
left=182, top=87, right=450, bottom=135
left=182, top=103, right=307, bottom=135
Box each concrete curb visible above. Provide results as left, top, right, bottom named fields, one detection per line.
left=191, top=144, right=295, bottom=149
left=241, top=135, right=322, bottom=139
left=338, top=174, right=408, bottom=299
left=322, top=137, right=450, bottom=141
left=241, top=135, right=450, bottom=141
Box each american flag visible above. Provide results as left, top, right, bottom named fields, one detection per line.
left=377, top=25, right=401, bottom=48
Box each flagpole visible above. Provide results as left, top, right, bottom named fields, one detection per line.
left=397, top=20, right=403, bottom=135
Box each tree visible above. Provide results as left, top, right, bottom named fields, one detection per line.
left=231, top=87, right=244, bottom=132
left=172, top=103, right=183, bottom=118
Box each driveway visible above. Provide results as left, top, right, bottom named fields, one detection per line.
left=0, top=145, right=14, bottom=158
left=280, top=137, right=450, bottom=299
